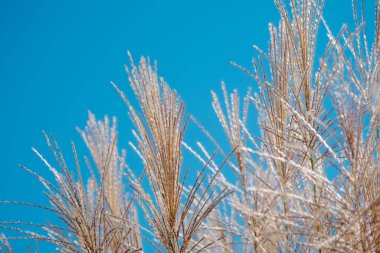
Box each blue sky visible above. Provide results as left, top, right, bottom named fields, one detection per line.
left=0, top=0, right=372, bottom=251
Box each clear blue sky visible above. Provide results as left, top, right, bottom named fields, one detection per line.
left=0, top=0, right=372, bottom=251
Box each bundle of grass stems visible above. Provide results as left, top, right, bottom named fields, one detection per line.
left=1, top=0, right=379, bottom=252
